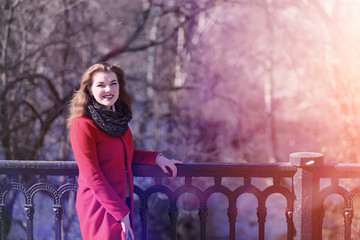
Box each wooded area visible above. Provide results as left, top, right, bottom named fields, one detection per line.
left=1, top=0, right=360, bottom=239
left=2, top=0, right=360, bottom=165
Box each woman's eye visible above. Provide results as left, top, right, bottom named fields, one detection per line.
left=111, top=82, right=117, bottom=85
left=97, top=84, right=105, bottom=87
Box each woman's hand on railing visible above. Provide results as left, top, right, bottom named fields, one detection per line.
left=156, top=154, right=183, bottom=178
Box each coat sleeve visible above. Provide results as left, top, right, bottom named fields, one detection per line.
left=70, top=118, right=129, bottom=221
left=132, top=149, right=160, bottom=165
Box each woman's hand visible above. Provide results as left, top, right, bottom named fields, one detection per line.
left=119, top=213, right=134, bottom=240
left=156, top=155, right=183, bottom=178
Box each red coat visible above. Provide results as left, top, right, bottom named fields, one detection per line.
left=70, top=116, right=159, bottom=240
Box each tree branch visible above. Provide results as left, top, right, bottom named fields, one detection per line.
left=98, top=2, right=153, bottom=62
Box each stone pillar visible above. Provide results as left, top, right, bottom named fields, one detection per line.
left=290, top=152, right=324, bottom=240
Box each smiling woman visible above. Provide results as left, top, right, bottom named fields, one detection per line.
left=66, top=62, right=182, bottom=240
left=89, top=72, right=120, bottom=110
left=67, top=63, right=133, bottom=127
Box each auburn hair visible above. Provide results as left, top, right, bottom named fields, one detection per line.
left=67, top=62, right=133, bottom=128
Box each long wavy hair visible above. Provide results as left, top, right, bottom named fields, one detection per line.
left=67, top=62, right=133, bottom=128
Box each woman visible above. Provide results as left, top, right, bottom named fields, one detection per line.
left=67, top=62, right=181, bottom=240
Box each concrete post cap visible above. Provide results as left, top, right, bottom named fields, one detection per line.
left=289, top=152, right=324, bottom=167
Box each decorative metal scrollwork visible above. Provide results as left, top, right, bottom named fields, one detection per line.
left=0, top=183, right=30, bottom=204
left=344, top=208, right=354, bottom=224
left=24, top=204, right=34, bottom=221
left=257, top=208, right=267, bottom=223
left=285, top=209, right=293, bottom=223
left=198, top=207, right=208, bottom=222
left=29, top=183, right=59, bottom=204
left=227, top=206, right=237, bottom=223
left=53, top=205, right=63, bottom=221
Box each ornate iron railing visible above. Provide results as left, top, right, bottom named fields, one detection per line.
left=0, top=152, right=360, bottom=240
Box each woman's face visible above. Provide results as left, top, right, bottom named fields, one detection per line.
left=89, top=71, right=119, bottom=109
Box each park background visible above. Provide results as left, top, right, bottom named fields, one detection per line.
left=1, top=0, right=360, bottom=239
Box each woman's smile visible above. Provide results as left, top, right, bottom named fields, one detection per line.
left=103, top=94, right=114, bottom=99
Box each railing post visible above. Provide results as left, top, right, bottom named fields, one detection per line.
left=53, top=205, right=63, bottom=240
left=139, top=206, right=149, bottom=240
left=24, top=204, right=35, bottom=240
left=0, top=204, right=4, bottom=240
left=344, top=208, right=353, bottom=240
left=290, top=152, right=324, bottom=240
left=227, top=206, right=237, bottom=240
left=168, top=204, right=178, bottom=240
left=198, top=206, right=208, bottom=240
